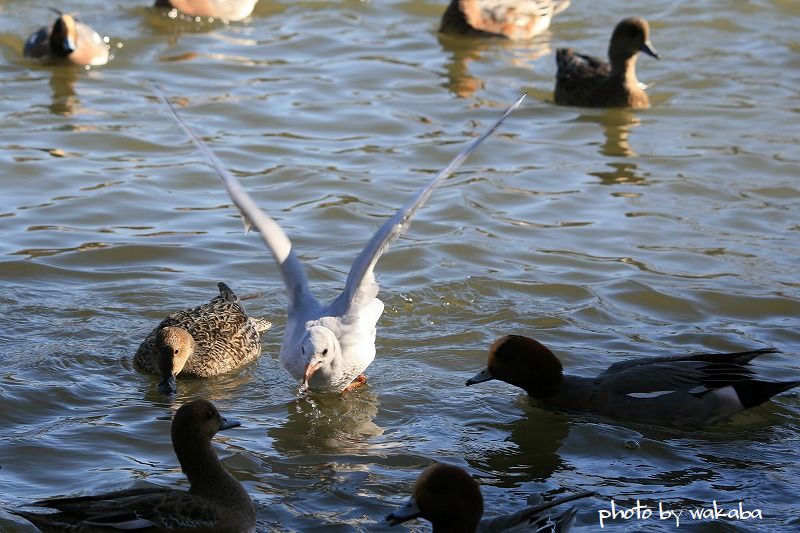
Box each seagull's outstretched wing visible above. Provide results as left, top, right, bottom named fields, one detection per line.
left=329, top=94, right=526, bottom=316
left=152, top=84, right=314, bottom=312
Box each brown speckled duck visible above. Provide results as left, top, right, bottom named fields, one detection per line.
left=13, top=400, right=256, bottom=532
left=386, top=463, right=592, bottom=532
left=134, top=282, right=271, bottom=395
left=154, top=0, right=259, bottom=21
left=440, top=0, right=571, bottom=41
left=555, top=17, right=659, bottom=108
left=24, top=11, right=109, bottom=67
left=467, top=335, right=800, bottom=427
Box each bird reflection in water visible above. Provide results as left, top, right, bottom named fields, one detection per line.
left=577, top=110, right=648, bottom=185
left=270, top=391, right=384, bottom=456
left=464, top=408, right=569, bottom=483
left=47, top=67, right=81, bottom=116
left=437, top=32, right=551, bottom=99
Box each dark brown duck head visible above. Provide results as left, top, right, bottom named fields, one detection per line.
left=608, top=17, right=659, bottom=66
left=171, top=400, right=240, bottom=483
left=386, top=463, right=483, bottom=532
left=49, top=12, right=79, bottom=57
left=156, top=326, right=196, bottom=395
left=466, top=335, right=563, bottom=398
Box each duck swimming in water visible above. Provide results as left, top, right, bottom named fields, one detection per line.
left=440, top=0, right=571, bottom=41
left=386, top=462, right=592, bottom=532
left=554, top=17, right=659, bottom=108
left=24, top=10, right=109, bottom=67
left=13, top=399, right=256, bottom=532
left=154, top=0, right=259, bottom=21
left=467, top=335, right=799, bottom=427
left=134, top=282, right=271, bottom=395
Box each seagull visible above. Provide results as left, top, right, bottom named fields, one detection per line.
left=154, top=86, right=525, bottom=394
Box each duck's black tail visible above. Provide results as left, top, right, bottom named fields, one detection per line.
left=734, top=380, right=800, bottom=409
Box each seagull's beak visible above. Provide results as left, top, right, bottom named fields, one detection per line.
left=465, top=368, right=494, bottom=386
left=302, top=361, right=322, bottom=389
left=641, top=41, right=659, bottom=59
left=385, top=496, right=421, bottom=526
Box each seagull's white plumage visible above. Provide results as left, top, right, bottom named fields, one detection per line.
left=154, top=85, right=524, bottom=392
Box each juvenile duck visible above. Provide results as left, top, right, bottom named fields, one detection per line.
left=554, top=17, right=658, bottom=108
left=467, top=335, right=800, bottom=427
left=386, top=463, right=592, bottom=532
left=13, top=399, right=256, bottom=532
left=134, top=282, right=271, bottom=395
left=440, top=0, right=571, bottom=41
left=24, top=10, right=109, bottom=67
left=154, top=0, right=259, bottom=21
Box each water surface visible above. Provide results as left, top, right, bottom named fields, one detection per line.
left=0, top=1, right=798, bottom=531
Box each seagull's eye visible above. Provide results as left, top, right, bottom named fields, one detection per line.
left=322, top=348, right=328, bottom=356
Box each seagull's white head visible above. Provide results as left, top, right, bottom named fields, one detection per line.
left=300, top=325, right=342, bottom=390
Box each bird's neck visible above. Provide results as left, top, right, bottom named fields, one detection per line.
left=177, top=440, right=249, bottom=504
left=610, top=53, right=640, bottom=88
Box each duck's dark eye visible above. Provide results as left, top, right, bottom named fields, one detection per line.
left=322, top=348, right=328, bottom=355
left=207, top=410, right=214, bottom=419
left=174, top=349, right=179, bottom=355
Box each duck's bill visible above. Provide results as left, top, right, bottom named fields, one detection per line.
left=385, top=496, right=421, bottom=526
left=641, top=41, right=659, bottom=59
left=218, top=416, right=241, bottom=431
left=63, top=36, right=76, bottom=54
left=465, top=368, right=494, bottom=386
left=157, top=375, right=177, bottom=396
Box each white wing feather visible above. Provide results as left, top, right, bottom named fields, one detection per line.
left=152, top=84, right=315, bottom=313
left=327, top=94, right=527, bottom=317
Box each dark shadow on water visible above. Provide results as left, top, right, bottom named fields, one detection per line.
left=464, top=405, right=569, bottom=485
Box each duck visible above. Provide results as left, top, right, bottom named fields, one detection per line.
left=133, top=282, right=271, bottom=395
left=466, top=335, right=800, bottom=427
left=554, top=17, right=659, bottom=108
left=154, top=0, right=259, bottom=21
left=13, top=399, right=256, bottom=532
left=385, top=463, right=592, bottom=532
left=440, top=0, right=571, bottom=41
left=24, top=10, right=109, bottom=67
left=153, top=84, right=525, bottom=394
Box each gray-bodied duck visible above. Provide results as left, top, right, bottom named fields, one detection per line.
left=467, top=335, right=800, bottom=427
left=134, top=282, right=271, bottom=395
left=154, top=0, right=259, bottom=21
left=24, top=10, right=109, bottom=67
left=386, top=463, right=592, bottom=532
left=440, top=0, right=571, bottom=41
left=13, top=399, right=256, bottom=532
left=554, top=17, right=658, bottom=108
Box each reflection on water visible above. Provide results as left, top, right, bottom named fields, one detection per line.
left=578, top=110, right=642, bottom=158
left=466, top=407, right=569, bottom=484
left=270, top=391, right=383, bottom=456
left=591, top=161, right=645, bottom=186
left=47, top=68, right=81, bottom=116
left=437, top=32, right=551, bottom=99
